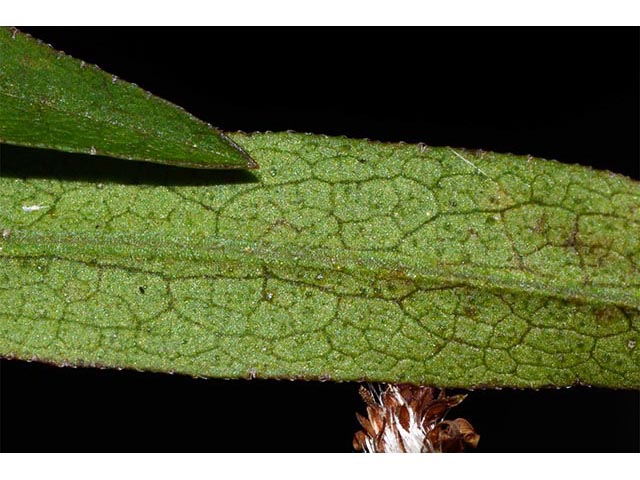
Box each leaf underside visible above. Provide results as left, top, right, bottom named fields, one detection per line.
left=0, top=27, right=256, bottom=169
left=1, top=133, right=639, bottom=388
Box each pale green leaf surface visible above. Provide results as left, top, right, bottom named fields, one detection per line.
left=0, top=27, right=256, bottom=169
left=1, top=133, right=639, bottom=388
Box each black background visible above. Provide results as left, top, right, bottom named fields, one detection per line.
left=1, top=28, right=638, bottom=452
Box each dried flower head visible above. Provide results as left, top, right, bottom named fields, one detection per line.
left=353, top=384, right=479, bottom=453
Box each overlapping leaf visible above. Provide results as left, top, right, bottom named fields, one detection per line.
left=0, top=27, right=256, bottom=169
left=0, top=28, right=638, bottom=389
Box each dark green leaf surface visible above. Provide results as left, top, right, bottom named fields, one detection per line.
left=1, top=133, right=638, bottom=388
left=0, top=27, right=256, bottom=169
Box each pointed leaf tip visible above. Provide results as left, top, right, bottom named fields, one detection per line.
left=220, top=132, right=260, bottom=170
left=0, top=27, right=258, bottom=170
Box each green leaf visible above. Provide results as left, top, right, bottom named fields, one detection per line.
left=1, top=133, right=638, bottom=388
left=0, top=27, right=256, bottom=169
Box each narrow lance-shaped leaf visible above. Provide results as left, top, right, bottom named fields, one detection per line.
left=1, top=132, right=639, bottom=388
left=0, top=27, right=257, bottom=169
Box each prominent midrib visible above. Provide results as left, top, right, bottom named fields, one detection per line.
left=2, top=230, right=637, bottom=310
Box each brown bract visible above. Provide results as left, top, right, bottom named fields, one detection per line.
left=353, top=384, right=479, bottom=453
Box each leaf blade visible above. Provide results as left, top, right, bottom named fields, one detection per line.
left=0, top=27, right=257, bottom=169
left=1, top=133, right=638, bottom=388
